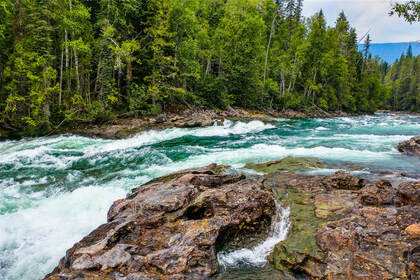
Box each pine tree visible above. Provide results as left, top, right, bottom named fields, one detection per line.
left=363, top=34, right=371, bottom=59
left=407, top=44, right=413, bottom=58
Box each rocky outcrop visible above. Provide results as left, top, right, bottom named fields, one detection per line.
left=45, top=164, right=420, bottom=280
left=398, top=136, right=420, bottom=157
left=44, top=164, right=274, bottom=280
left=266, top=172, right=420, bottom=280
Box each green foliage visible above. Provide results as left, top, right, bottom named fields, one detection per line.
left=390, top=1, right=420, bottom=23
left=0, top=0, right=400, bottom=134
left=384, top=54, right=420, bottom=112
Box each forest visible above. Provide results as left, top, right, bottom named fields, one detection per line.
left=385, top=45, right=420, bottom=112
left=0, top=0, right=417, bottom=133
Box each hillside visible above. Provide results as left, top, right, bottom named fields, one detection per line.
left=359, top=42, right=420, bottom=64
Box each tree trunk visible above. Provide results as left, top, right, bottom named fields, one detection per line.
left=205, top=56, right=211, bottom=75
left=65, top=29, right=70, bottom=92
left=59, top=43, right=64, bottom=107
left=126, top=59, right=132, bottom=99
left=69, top=0, right=80, bottom=92
left=264, top=14, right=277, bottom=84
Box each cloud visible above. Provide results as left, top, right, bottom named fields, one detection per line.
left=303, top=0, right=420, bottom=43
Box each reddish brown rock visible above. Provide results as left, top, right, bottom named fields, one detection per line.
left=398, top=181, right=420, bottom=205
left=406, top=224, right=420, bottom=239
left=45, top=166, right=420, bottom=280
left=321, top=170, right=365, bottom=190
left=398, top=136, right=420, bottom=157
left=44, top=164, right=274, bottom=280
left=265, top=171, right=420, bottom=280
left=358, top=180, right=399, bottom=206
left=317, top=207, right=418, bottom=280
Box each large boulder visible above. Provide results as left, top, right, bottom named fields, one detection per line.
left=44, top=164, right=274, bottom=280
left=398, top=136, right=420, bottom=157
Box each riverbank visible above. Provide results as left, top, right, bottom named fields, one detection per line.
left=2, top=107, right=360, bottom=140
left=0, top=107, right=361, bottom=140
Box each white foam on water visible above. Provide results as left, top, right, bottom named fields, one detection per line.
left=151, top=144, right=393, bottom=175
left=84, top=120, right=274, bottom=155
left=1, top=114, right=420, bottom=279
left=0, top=120, right=274, bottom=167
left=217, top=202, right=291, bottom=268
left=333, top=134, right=411, bottom=141
left=0, top=185, right=126, bottom=280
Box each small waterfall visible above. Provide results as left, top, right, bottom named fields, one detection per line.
left=217, top=201, right=291, bottom=268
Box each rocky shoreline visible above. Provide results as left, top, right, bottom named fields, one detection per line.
left=45, top=160, right=420, bottom=280
left=3, top=107, right=419, bottom=140
left=0, top=107, right=354, bottom=140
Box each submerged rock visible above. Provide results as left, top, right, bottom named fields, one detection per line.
left=44, top=164, right=274, bottom=280
left=244, top=157, right=326, bottom=174
left=398, top=136, right=420, bottom=157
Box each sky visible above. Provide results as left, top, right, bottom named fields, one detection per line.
left=302, top=0, right=420, bottom=43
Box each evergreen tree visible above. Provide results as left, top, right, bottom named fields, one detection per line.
left=407, top=44, right=413, bottom=58
left=0, top=0, right=397, bottom=134
left=363, top=34, right=371, bottom=59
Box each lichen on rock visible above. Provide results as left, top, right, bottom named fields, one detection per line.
left=244, top=157, right=327, bottom=174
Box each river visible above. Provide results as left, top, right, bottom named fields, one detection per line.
left=0, top=113, right=419, bottom=279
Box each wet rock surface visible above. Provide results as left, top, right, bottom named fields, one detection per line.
left=265, top=172, right=420, bottom=280
left=398, top=136, right=420, bottom=157
left=58, top=107, right=354, bottom=140
left=45, top=164, right=419, bottom=280
left=44, top=164, right=274, bottom=280
left=244, top=157, right=327, bottom=174
left=65, top=108, right=274, bottom=139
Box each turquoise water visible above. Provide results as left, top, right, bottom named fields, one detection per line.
left=0, top=114, right=419, bottom=280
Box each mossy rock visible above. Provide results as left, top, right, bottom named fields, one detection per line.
left=116, top=126, right=145, bottom=138
left=273, top=188, right=326, bottom=276
left=244, top=157, right=326, bottom=174
left=347, top=163, right=365, bottom=171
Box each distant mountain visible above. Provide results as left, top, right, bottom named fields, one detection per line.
left=358, top=42, right=420, bottom=64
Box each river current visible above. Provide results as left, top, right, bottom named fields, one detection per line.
left=0, top=114, right=419, bottom=280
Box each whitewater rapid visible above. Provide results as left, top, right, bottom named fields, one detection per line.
left=0, top=114, right=420, bottom=280
left=218, top=203, right=291, bottom=268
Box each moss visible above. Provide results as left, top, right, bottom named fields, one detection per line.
left=116, top=126, right=145, bottom=138
left=273, top=188, right=325, bottom=272
left=347, top=163, right=365, bottom=171
left=244, top=157, right=326, bottom=174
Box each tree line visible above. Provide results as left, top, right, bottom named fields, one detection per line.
left=0, top=0, right=396, bottom=133
left=385, top=45, right=420, bottom=112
